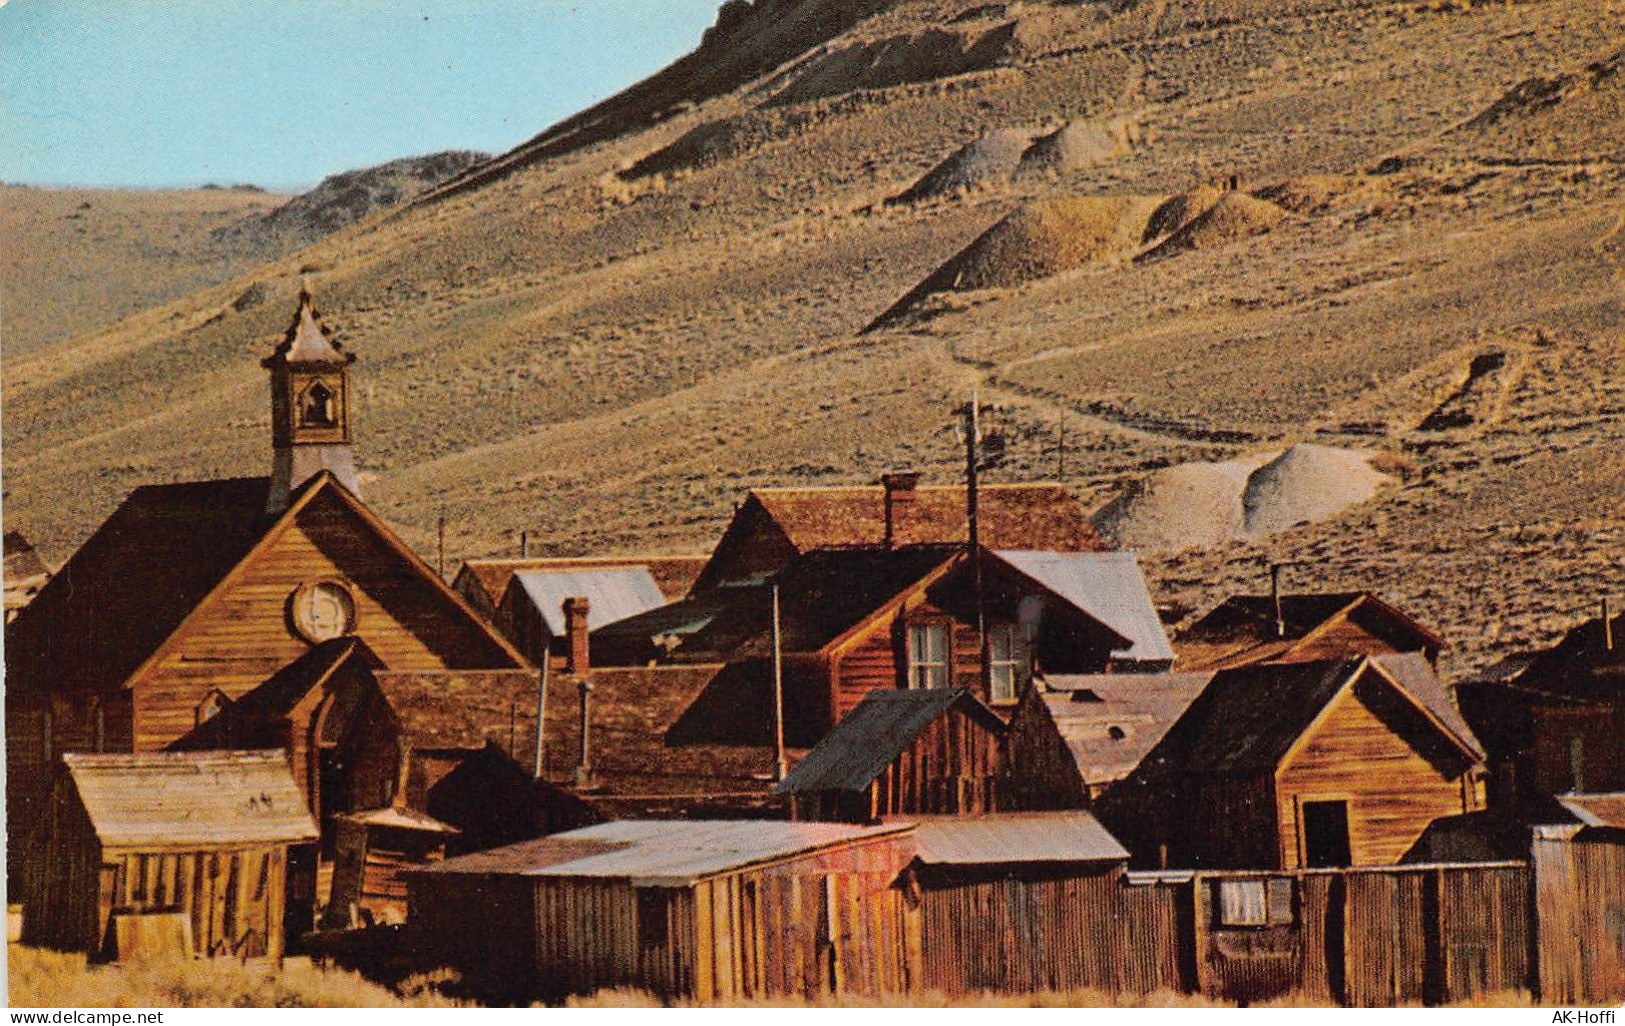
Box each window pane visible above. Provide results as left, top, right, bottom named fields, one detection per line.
left=990, top=664, right=1015, bottom=702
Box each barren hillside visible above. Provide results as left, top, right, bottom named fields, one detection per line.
left=3, top=0, right=1622, bottom=680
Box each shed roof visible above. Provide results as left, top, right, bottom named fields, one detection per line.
left=63, top=750, right=318, bottom=850
left=776, top=688, right=1003, bottom=795
left=994, top=551, right=1173, bottom=663
left=1175, top=592, right=1443, bottom=671
left=512, top=567, right=668, bottom=635
left=908, top=812, right=1128, bottom=865
left=1556, top=792, right=1625, bottom=829
left=1034, top=672, right=1213, bottom=785
left=413, top=819, right=911, bottom=886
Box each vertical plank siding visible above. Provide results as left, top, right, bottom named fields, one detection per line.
left=1534, top=831, right=1625, bottom=1004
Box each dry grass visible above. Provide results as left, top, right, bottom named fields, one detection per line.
left=5, top=946, right=464, bottom=1009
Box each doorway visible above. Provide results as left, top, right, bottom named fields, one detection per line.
left=1301, top=799, right=1352, bottom=867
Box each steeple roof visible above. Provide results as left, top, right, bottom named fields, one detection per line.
left=263, top=285, right=353, bottom=367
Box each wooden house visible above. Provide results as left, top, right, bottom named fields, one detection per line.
left=1099, top=653, right=1488, bottom=870
left=21, top=751, right=318, bottom=962
left=1175, top=592, right=1445, bottom=672
left=777, top=688, right=1007, bottom=821
left=407, top=819, right=917, bottom=1003
left=4, top=530, right=51, bottom=623
left=4, top=291, right=531, bottom=896
left=492, top=565, right=670, bottom=669
left=452, top=554, right=705, bottom=623
left=1457, top=607, right=1623, bottom=810
left=903, top=812, right=1132, bottom=996
left=1006, top=672, right=1213, bottom=809
left=595, top=546, right=1141, bottom=744
left=691, top=471, right=1107, bottom=591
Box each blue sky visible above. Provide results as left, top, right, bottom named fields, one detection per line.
left=0, top=1, right=721, bottom=190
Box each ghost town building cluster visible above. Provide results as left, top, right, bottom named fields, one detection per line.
left=5, top=294, right=1621, bottom=1005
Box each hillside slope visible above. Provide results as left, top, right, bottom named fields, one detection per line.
left=4, top=0, right=1622, bottom=679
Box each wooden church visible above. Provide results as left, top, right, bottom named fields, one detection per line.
left=5, top=290, right=538, bottom=937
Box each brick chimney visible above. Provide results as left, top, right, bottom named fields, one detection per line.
left=562, top=596, right=591, bottom=674
left=881, top=471, right=922, bottom=548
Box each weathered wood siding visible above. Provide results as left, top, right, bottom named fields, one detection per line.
left=1276, top=679, right=1479, bottom=869
left=915, top=864, right=1124, bottom=995
left=1005, top=696, right=1091, bottom=812
left=1534, top=830, right=1625, bottom=1004
left=1121, top=874, right=1194, bottom=994
left=131, top=490, right=516, bottom=751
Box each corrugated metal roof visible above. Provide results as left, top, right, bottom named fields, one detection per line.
left=64, top=750, right=319, bottom=850
left=909, top=812, right=1128, bottom=865
left=1556, top=792, right=1625, bottom=829
left=513, top=567, right=668, bottom=636
left=775, top=688, right=1001, bottom=795
left=414, top=819, right=911, bottom=886
left=1036, top=673, right=1213, bottom=784
left=994, top=551, right=1174, bottom=663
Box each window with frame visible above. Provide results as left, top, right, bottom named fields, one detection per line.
left=988, top=623, right=1024, bottom=704
left=1215, top=877, right=1295, bottom=928
left=907, top=623, right=950, bottom=689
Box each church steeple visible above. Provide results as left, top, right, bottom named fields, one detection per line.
left=263, top=286, right=359, bottom=513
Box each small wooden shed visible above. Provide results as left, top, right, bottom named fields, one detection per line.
left=23, top=750, right=318, bottom=962
left=408, top=819, right=917, bottom=1003
left=777, top=688, right=1006, bottom=822
left=324, top=806, right=458, bottom=928
left=902, top=812, right=1132, bottom=995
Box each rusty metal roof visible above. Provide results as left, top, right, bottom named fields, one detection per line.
left=414, top=819, right=911, bottom=886
left=908, top=812, right=1128, bottom=865
left=994, top=551, right=1174, bottom=664
left=776, top=688, right=1003, bottom=795
left=1556, top=792, right=1625, bottom=829
left=513, top=567, right=668, bottom=635
left=63, top=750, right=318, bottom=850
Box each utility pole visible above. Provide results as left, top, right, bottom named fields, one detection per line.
left=772, top=584, right=787, bottom=782
left=964, top=393, right=987, bottom=692
left=531, top=657, right=549, bottom=779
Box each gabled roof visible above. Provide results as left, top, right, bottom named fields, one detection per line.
left=1033, top=672, right=1213, bottom=785
left=1510, top=609, right=1625, bottom=699
left=511, top=567, right=667, bottom=635
left=993, top=551, right=1173, bottom=663
left=1174, top=591, right=1443, bottom=671
left=1134, top=656, right=1483, bottom=780
left=908, top=812, right=1128, bottom=865
left=749, top=483, right=1106, bottom=553
left=62, top=750, right=318, bottom=849
left=5, top=471, right=528, bottom=696
left=412, top=818, right=912, bottom=886
left=226, top=636, right=376, bottom=725
left=776, top=688, right=1004, bottom=796
left=1555, top=792, right=1625, bottom=829
left=458, top=555, right=706, bottom=610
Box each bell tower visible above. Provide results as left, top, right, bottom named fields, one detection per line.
left=264, top=286, right=359, bottom=513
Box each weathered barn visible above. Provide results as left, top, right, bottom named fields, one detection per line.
left=1100, top=653, right=1487, bottom=870
left=452, top=554, right=705, bottom=623
left=595, top=545, right=1140, bottom=743
left=407, top=819, right=917, bottom=1003
left=691, top=471, right=1106, bottom=591
left=777, top=688, right=1006, bottom=821
left=904, top=813, right=1131, bottom=995
left=4, top=291, right=532, bottom=904
left=1175, top=592, right=1445, bottom=671
left=21, top=751, right=318, bottom=962
left=1457, top=607, right=1623, bottom=810
left=1006, top=672, right=1212, bottom=808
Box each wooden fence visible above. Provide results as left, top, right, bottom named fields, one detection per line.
left=1533, top=827, right=1625, bottom=1005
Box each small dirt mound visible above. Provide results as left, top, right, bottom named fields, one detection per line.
left=1140, top=186, right=1223, bottom=244
left=1252, top=174, right=1366, bottom=214
left=1017, top=120, right=1130, bottom=176
left=1092, top=457, right=1261, bottom=552
left=1140, top=191, right=1285, bottom=261
left=890, top=128, right=1034, bottom=204
left=866, top=194, right=1158, bottom=330
left=1241, top=444, right=1390, bottom=537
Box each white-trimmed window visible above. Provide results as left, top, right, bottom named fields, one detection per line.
left=907, top=623, right=950, bottom=690
left=989, top=624, right=1023, bottom=704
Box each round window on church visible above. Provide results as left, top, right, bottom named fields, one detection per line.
left=288, top=579, right=358, bottom=644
